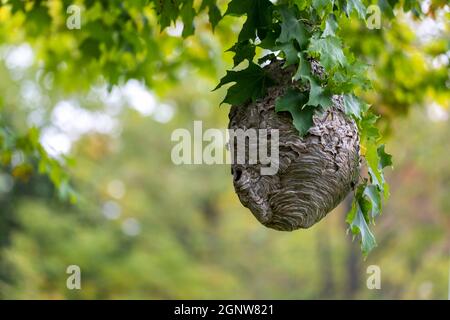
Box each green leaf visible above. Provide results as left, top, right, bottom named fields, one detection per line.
left=307, top=35, right=346, bottom=70
left=227, top=40, right=256, bottom=66
left=312, top=0, right=334, bottom=18
left=225, top=0, right=274, bottom=41
left=200, top=0, right=222, bottom=30
left=365, top=142, right=384, bottom=190
left=344, top=0, right=367, bottom=19
left=358, top=112, right=380, bottom=143
left=322, top=14, right=338, bottom=37
left=403, top=0, right=421, bottom=14
left=275, top=88, right=315, bottom=136
left=293, top=52, right=312, bottom=81
left=343, top=94, right=368, bottom=119
left=360, top=120, right=392, bottom=202
left=306, top=76, right=333, bottom=109
left=214, top=62, right=274, bottom=105
left=293, top=0, right=309, bottom=11
left=377, top=144, right=392, bottom=199
left=258, top=24, right=281, bottom=49
left=377, top=145, right=393, bottom=169
left=278, top=42, right=300, bottom=66
left=277, top=5, right=308, bottom=49
left=364, top=184, right=382, bottom=219
left=378, top=0, right=396, bottom=19
left=181, top=0, right=196, bottom=37
left=328, top=58, right=371, bottom=93
left=154, top=0, right=180, bottom=30
left=347, top=195, right=377, bottom=257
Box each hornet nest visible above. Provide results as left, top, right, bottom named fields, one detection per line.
left=228, top=60, right=360, bottom=231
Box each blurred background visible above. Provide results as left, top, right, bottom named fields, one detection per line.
left=0, top=0, right=449, bottom=299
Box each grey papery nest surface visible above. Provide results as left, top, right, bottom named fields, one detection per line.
left=228, top=60, right=360, bottom=231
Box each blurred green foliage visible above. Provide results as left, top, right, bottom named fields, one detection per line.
left=0, top=0, right=449, bottom=299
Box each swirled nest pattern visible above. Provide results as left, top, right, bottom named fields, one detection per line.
left=228, top=60, right=360, bottom=231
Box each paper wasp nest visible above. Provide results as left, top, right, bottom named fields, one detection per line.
left=228, top=61, right=360, bottom=231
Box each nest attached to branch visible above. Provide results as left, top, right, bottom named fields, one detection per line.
left=228, top=60, right=360, bottom=231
